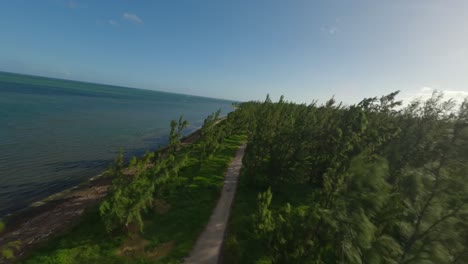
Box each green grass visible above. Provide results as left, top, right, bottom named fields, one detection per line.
left=224, top=172, right=314, bottom=264
left=21, top=134, right=246, bottom=264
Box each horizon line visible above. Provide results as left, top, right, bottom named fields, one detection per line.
left=0, top=70, right=241, bottom=103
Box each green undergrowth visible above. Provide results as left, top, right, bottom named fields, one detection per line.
left=224, top=175, right=313, bottom=264
left=22, top=134, right=246, bottom=264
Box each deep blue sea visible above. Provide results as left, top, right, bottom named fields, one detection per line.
left=0, top=72, right=235, bottom=217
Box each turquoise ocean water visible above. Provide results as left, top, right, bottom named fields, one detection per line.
left=0, top=72, right=235, bottom=217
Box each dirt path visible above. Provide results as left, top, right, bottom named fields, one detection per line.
left=184, top=143, right=246, bottom=264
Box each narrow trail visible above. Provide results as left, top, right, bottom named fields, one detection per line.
left=184, top=143, right=246, bottom=264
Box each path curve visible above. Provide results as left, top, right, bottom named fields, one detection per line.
left=184, top=143, right=246, bottom=264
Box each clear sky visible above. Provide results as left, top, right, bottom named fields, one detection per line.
left=1, top=0, right=467, bottom=103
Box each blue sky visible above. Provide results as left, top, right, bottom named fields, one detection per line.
left=1, top=0, right=467, bottom=103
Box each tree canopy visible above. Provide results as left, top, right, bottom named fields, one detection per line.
left=227, top=91, right=468, bottom=264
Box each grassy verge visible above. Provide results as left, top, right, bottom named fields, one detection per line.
left=22, top=134, right=246, bottom=264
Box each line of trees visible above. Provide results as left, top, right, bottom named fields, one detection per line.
left=99, top=109, right=242, bottom=234
left=99, top=116, right=188, bottom=233
left=230, top=91, right=468, bottom=263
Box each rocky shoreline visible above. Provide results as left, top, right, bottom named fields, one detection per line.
left=0, top=129, right=202, bottom=263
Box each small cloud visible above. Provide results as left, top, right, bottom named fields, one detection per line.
left=321, top=26, right=339, bottom=35
left=108, top=20, right=119, bottom=26
left=321, top=18, right=341, bottom=35
left=421, top=86, right=432, bottom=92
left=443, top=90, right=468, bottom=100
left=123, top=12, right=143, bottom=24
left=328, top=27, right=339, bottom=34
left=402, top=86, right=468, bottom=105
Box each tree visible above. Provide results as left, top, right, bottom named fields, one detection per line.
left=100, top=117, right=190, bottom=233
left=230, top=92, right=468, bottom=263
left=197, top=110, right=222, bottom=170
left=169, top=115, right=189, bottom=155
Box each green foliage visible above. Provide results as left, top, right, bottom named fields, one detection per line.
left=1, top=240, right=21, bottom=260
left=27, top=245, right=102, bottom=264
left=226, top=92, right=468, bottom=264
left=253, top=188, right=317, bottom=263
left=253, top=188, right=275, bottom=237
left=23, top=133, right=245, bottom=264
left=18, top=91, right=468, bottom=263
left=0, top=221, right=4, bottom=233
left=197, top=110, right=223, bottom=170
left=169, top=115, right=189, bottom=155
left=2, top=249, right=14, bottom=260
left=99, top=117, right=192, bottom=234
